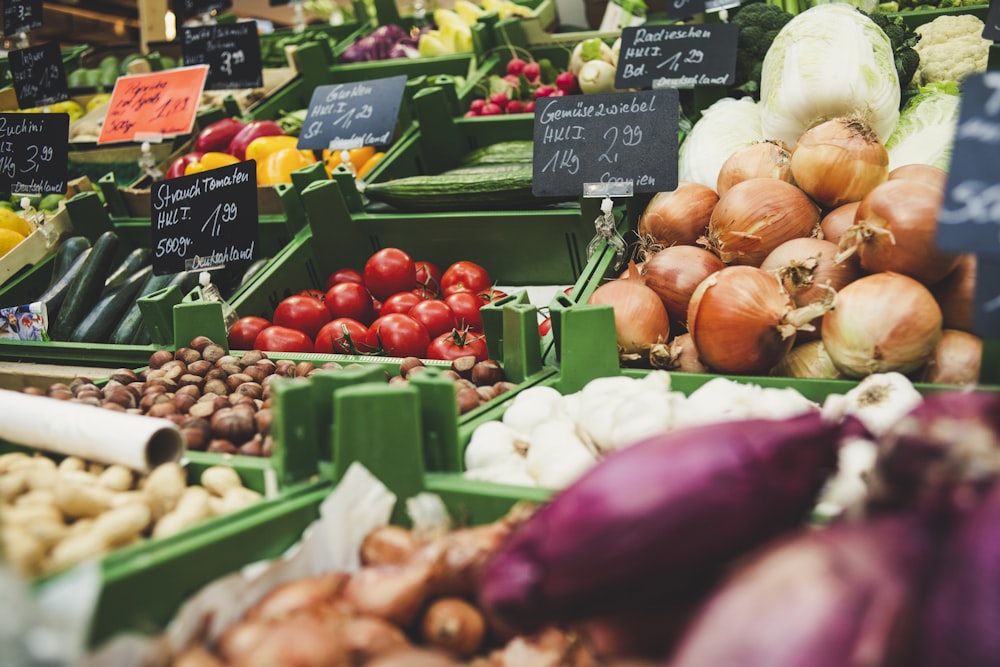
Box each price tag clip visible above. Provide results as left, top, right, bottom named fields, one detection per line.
left=328, top=138, right=365, bottom=152
left=585, top=190, right=629, bottom=270
left=138, top=141, right=165, bottom=182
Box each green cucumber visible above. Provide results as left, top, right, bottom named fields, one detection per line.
left=101, top=247, right=151, bottom=296
left=459, top=141, right=534, bottom=166
left=49, top=231, right=120, bottom=340
left=70, top=265, right=154, bottom=343
left=36, top=247, right=91, bottom=325
left=45, top=236, right=91, bottom=292
left=363, top=165, right=535, bottom=212
left=108, top=270, right=193, bottom=345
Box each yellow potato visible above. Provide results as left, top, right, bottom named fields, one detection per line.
left=200, top=466, right=244, bottom=498
left=92, top=503, right=152, bottom=547
left=143, top=462, right=186, bottom=519
left=54, top=482, right=115, bottom=519
left=153, top=486, right=212, bottom=539
left=97, top=464, right=134, bottom=493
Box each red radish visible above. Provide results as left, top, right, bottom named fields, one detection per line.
left=550, top=89, right=566, bottom=97
left=506, top=99, right=524, bottom=114
left=503, top=73, right=520, bottom=87
left=506, top=57, right=527, bottom=75
left=480, top=103, right=504, bottom=116
left=523, top=100, right=535, bottom=113
left=464, top=110, right=478, bottom=117
left=521, top=61, right=541, bottom=81
left=489, top=92, right=509, bottom=107
left=469, top=99, right=486, bottom=113
left=556, top=71, right=580, bottom=94
left=534, top=85, right=555, bottom=98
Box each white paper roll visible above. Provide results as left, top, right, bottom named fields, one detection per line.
left=0, top=389, right=185, bottom=472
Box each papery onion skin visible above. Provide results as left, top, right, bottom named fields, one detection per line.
left=790, top=116, right=889, bottom=208
left=638, top=182, right=719, bottom=248
left=770, top=340, right=846, bottom=379
left=930, top=253, right=976, bottom=333
left=650, top=333, right=710, bottom=373
left=820, top=201, right=860, bottom=246
left=888, top=163, right=947, bottom=190
left=837, top=178, right=961, bottom=286
left=703, top=178, right=821, bottom=266
left=687, top=266, right=806, bottom=375
left=918, top=329, right=983, bottom=386
left=716, top=139, right=794, bottom=198
left=761, top=237, right=861, bottom=341
left=642, top=246, right=726, bottom=332
left=587, top=269, right=670, bottom=355
left=821, top=271, right=943, bottom=378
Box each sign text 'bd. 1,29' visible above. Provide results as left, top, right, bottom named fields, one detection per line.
left=181, top=20, right=263, bottom=91
left=98, top=65, right=209, bottom=144
left=9, top=41, right=68, bottom=109
left=0, top=113, right=68, bottom=195
left=531, top=88, right=678, bottom=198
left=150, top=160, right=259, bottom=276
left=614, top=23, right=738, bottom=90
left=3, top=0, right=42, bottom=35
left=296, top=75, right=408, bottom=151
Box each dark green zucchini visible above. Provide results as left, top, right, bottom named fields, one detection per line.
left=108, top=270, right=192, bottom=345
left=49, top=231, right=120, bottom=340
left=46, top=236, right=91, bottom=292
left=70, top=265, right=154, bottom=343
left=363, top=165, right=535, bottom=212
left=35, top=247, right=92, bottom=325
left=101, top=247, right=151, bottom=296
left=459, top=141, right=534, bottom=166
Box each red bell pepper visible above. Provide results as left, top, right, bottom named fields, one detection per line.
left=195, top=117, right=246, bottom=153
left=166, top=152, right=204, bottom=179
left=227, top=120, right=285, bottom=161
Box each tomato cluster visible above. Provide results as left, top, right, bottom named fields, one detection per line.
left=228, top=248, right=508, bottom=361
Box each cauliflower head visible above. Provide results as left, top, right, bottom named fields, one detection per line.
left=912, top=14, right=990, bottom=86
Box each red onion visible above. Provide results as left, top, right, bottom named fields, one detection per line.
left=702, top=178, right=821, bottom=266
left=819, top=201, right=860, bottom=246
left=641, top=245, right=725, bottom=332
left=637, top=182, right=719, bottom=249
left=919, top=329, right=983, bottom=386
left=790, top=115, right=889, bottom=208
left=930, top=253, right=976, bottom=332
left=835, top=179, right=962, bottom=286
left=821, top=271, right=942, bottom=378
left=586, top=263, right=670, bottom=357
left=687, top=265, right=832, bottom=375
left=716, top=139, right=793, bottom=198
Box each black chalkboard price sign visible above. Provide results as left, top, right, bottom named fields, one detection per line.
left=936, top=73, right=1000, bottom=257
left=297, top=75, right=408, bottom=151
left=983, top=0, right=1000, bottom=41
left=150, top=160, right=259, bottom=275
left=269, top=0, right=292, bottom=5
left=3, top=0, right=42, bottom=36
left=178, top=0, right=233, bottom=21
left=531, top=89, right=678, bottom=198
left=181, top=21, right=263, bottom=90
left=614, top=23, right=739, bottom=90
left=665, top=0, right=707, bottom=21
left=0, top=113, right=68, bottom=195
left=9, top=42, right=69, bottom=109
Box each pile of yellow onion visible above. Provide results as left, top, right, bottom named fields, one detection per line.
left=588, top=114, right=980, bottom=384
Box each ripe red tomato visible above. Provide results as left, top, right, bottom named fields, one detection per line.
left=441, top=260, right=491, bottom=296
left=314, top=318, right=369, bottom=354
left=414, top=260, right=443, bottom=297
left=478, top=286, right=509, bottom=305
left=364, top=248, right=416, bottom=301
left=365, top=313, right=430, bottom=358
left=426, top=328, right=489, bottom=362
left=407, top=299, right=455, bottom=339
left=380, top=291, right=422, bottom=316
left=325, top=281, right=377, bottom=325
left=298, top=289, right=325, bottom=301
left=538, top=317, right=552, bottom=336
left=445, top=291, right=484, bottom=331
left=228, top=316, right=271, bottom=350
left=324, top=267, right=364, bottom=291
left=273, top=294, right=331, bottom=339
left=254, top=325, right=314, bottom=353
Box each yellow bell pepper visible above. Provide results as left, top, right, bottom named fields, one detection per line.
left=322, top=145, right=376, bottom=176
left=258, top=147, right=317, bottom=185
left=356, top=151, right=385, bottom=179
left=184, top=151, right=240, bottom=176
left=245, top=134, right=303, bottom=162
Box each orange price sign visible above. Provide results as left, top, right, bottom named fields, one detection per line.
left=98, top=65, right=209, bottom=144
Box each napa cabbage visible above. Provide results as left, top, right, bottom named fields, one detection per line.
left=884, top=82, right=961, bottom=172
left=678, top=96, right=763, bottom=191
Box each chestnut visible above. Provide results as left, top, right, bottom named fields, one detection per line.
left=201, top=344, right=227, bottom=364
left=189, top=336, right=215, bottom=352
left=109, top=368, right=139, bottom=385
left=206, top=439, right=239, bottom=455
left=186, top=360, right=213, bottom=377
left=471, top=360, right=504, bottom=387
left=174, top=347, right=201, bottom=365
left=181, top=418, right=212, bottom=451
left=238, top=349, right=265, bottom=367
left=210, top=407, right=256, bottom=444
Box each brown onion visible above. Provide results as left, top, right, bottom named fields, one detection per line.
left=701, top=178, right=821, bottom=266
left=888, top=163, right=947, bottom=190
left=819, top=201, right=860, bottom=246
left=587, top=263, right=670, bottom=357
left=716, top=139, right=793, bottom=198
left=638, top=182, right=719, bottom=249
left=770, top=340, right=846, bottom=379
left=836, top=179, right=961, bottom=286
left=919, top=329, right=982, bottom=386
left=687, top=266, right=832, bottom=375
left=649, top=333, right=710, bottom=373
left=931, top=253, right=976, bottom=332
left=790, top=115, right=889, bottom=208
left=821, top=271, right=943, bottom=378
left=760, top=237, right=861, bottom=340
left=641, top=245, right=725, bottom=331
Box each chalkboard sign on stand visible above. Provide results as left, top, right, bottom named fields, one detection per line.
left=531, top=89, right=678, bottom=198
left=2, top=0, right=42, bottom=36
left=182, top=21, right=264, bottom=90
left=614, top=23, right=739, bottom=90
left=0, top=112, right=68, bottom=195
left=150, top=160, right=259, bottom=276
left=9, top=41, right=69, bottom=109
left=983, top=0, right=1000, bottom=41
left=297, top=75, right=408, bottom=151
left=665, top=0, right=707, bottom=21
